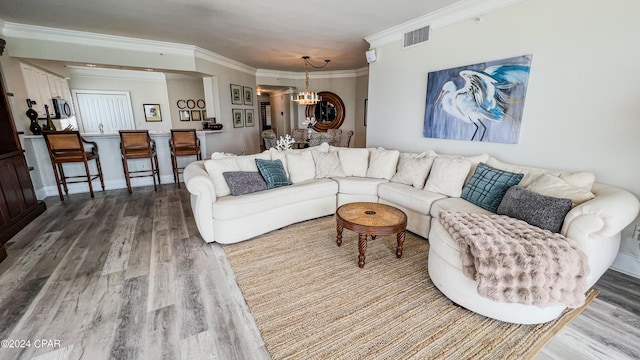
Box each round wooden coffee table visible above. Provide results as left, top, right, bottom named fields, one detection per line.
left=335, top=202, right=408, bottom=268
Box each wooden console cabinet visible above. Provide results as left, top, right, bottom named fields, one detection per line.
left=0, top=38, right=46, bottom=263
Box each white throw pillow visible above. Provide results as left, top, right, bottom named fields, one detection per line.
left=210, top=152, right=236, bottom=159
left=285, top=151, right=315, bottom=183
left=526, top=173, right=595, bottom=206
left=338, top=148, right=369, bottom=177
left=485, top=157, right=547, bottom=188
left=366, top=148, right=400, bottom=180
left=558, top=171, right=595, bottom=190
left=312, top=151, right=345, bottom=178
left=203, top=158, right=240, bottom=197
left=424, top=156, right=472, bottom=197
left=391, top=150, right=437, bottom=188
left=234, top=151, right=271, bottom=171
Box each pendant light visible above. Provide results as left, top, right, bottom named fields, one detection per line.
left=292, top=56, right=330, bottom=105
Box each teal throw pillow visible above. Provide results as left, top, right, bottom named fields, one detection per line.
left=461, top=162, right=523, bottom=213
left=255, top=159, right=290, bottom=189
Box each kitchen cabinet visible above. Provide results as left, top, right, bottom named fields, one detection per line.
left=20, top=62, right=70, bottom=117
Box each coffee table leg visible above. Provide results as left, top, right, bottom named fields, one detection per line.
left=336, top=223, right=344, bottom=246
left=396, top=231, right=405, bottom=258
left=358, top=233, right=367, bottom=268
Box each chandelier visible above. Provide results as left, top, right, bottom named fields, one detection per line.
left=292, top=56, right=330, bottom=105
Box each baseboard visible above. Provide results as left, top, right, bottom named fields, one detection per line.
left=34, top=175, right=177, bottom=199
left=611, top=252, right=640, bottom=279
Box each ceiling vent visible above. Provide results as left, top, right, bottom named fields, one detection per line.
left=403, top=26, right=430, bottom=49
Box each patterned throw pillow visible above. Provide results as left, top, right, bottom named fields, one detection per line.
left=497, top=186, right=572, bottom=233
left=222, top=171, right=267, bottom=196
left=391, top=151, right=436, bottom=188
left=312, top=151, right=345, bottom=178
left=461, top=162, right=524, bottom=212
left=255, top=159, right=290, bottom=189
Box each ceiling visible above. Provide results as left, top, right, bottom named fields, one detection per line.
left=0, top=0, right=460, bottom=71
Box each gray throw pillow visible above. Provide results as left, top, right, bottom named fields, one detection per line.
left=223, top=171, right=268, bottom=196
left=497, top=186, right=572, bottom=233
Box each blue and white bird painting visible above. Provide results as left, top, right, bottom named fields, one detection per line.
left=423, top=55, right=532, bottom=143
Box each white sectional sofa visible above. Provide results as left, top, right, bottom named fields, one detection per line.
left=184, top=143, right=639, bottom=324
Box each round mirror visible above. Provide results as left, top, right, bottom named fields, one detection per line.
left=305, top=91, right=345, bottom=132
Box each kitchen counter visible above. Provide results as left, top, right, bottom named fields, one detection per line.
left=21, top=129, right=227, bottom=199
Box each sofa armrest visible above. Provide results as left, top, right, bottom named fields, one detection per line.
left=184, top=160, right=217, bottom=200
left=562, top=182, right=640, bottom=241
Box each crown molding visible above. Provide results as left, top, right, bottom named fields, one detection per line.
left=365, top=0, right=525, bottom=48
left=67, top=66, right=166, bottom=81
left=1, top=22, right=256, bottom=74
left=256, top=68, right=363, bottom=80
left=355, top=67, right=369, bottom=77
left=194, top=47, right=256, bottom=75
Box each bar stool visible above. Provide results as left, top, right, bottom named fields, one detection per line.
left=169, top=129, right=201, bottom=188
left=119, top=130, right=160, bottom=193
left=42, top=131, right=105, bottom=201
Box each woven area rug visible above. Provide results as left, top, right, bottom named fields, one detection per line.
left=223, top=216, right=597, bottom=360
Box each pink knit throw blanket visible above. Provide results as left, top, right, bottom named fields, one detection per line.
left=439, top=211, right=589, bottom=308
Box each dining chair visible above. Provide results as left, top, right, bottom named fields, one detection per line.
left=169, top=129, right=201, bottom=188
left=42, top=130, right=105, bottom=201
left=119, top=130, right=160, bottom=193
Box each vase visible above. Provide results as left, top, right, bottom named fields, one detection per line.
left=26, top=108, right=42, bottom=135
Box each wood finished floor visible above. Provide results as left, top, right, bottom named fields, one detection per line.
left=0, top=185, right=638, bottom=360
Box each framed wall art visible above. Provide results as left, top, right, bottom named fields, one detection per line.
left=143, top=104, right=162, bottom=122
left=243, top=86, right=253, bottom=105
left=423, top=54, right=532, bottom=144
left=179, top=110, right=190, bottom=121
left=245, top=109, right=255, bottom=127
left=232, top=109, right=244, bottom=128
left=191, top=110, right=201, bottom=121
left=231, top=84, right=242, bottom=105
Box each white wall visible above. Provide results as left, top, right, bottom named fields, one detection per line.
left=354, top=73, right=368, bottom=148
left=367, top=0, right=640, bottom=268
left=69, top=68, right=172, bottom=131
left=165, top=74, right=206, bottom=130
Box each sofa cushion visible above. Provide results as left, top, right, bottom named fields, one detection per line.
left=312, top=151, right=345, bottom=178
left=366, top=148, right=400, bottom=180
left=235, top=151, right=271, bottom=171
left=526, top=173, right=595, bottom=206
left=222, top=171, right=267, bottom=196
left=430, top=197, right=493, bottom=219
left=255, top=159, right=290, bottom=189
left=333, top=177, right=388, bottom=196
left=204, top=158, right=241, bottom=197
left=497, top=186, right=572, bottom=233
left=461, top=163, right=524, bottom=212
left=338, top=148, right=369, bottom=177
left=424, top=157, right=472, bottom=197
left=390, top=151, right=437, bottom=189
left=269, top=148, right=289, bottom=177
left=286, top=151, right=315, bottom=183
left=485, top=157, right=547, bottom=188
left=378, top=182, right=447, bottom=215
left=212, top=178, right=338, bottom=220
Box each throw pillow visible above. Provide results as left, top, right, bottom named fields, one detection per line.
left=424, top=156, right=472, bottom=197
left=485, top=157, right=547, bottom=188
left=497, top=186, right=572, bottom=233
left=461, top=162, right=524, bottom=212
left=390, top=150, right=437, bottom=189
left=234, top=151, right=271, bottom=172
left=222, top=171, right=267, bottom=196
left=526, top=173, right=595, bottom=206
left=366, top=147, right=400, bottom=180
left=255, top=159, right=290, bottom=189
left=269, top=148, right=289, bottom=178
left=338, top=148, right=369, bottom=177
left=312, top=151, right=345, bottom=178
left=285, top=151, right=315, bottom=183
left=203, top=158, right=241, bottom=197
